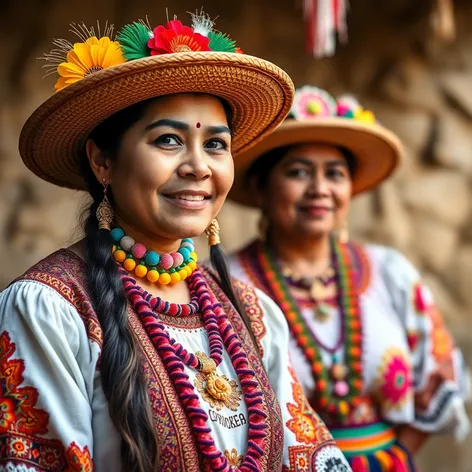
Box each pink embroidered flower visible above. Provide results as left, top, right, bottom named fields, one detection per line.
left=148, top=20, right=211, bottom=55
left=291, top=86, right=337, bottom=120
left=413, top=282, right=432, bottom=314
left=377, top=348, right=413, bottom=410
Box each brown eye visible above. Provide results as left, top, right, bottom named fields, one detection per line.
left=205, top=138, right=228, bottom=151
left=286, top=167, right=310, bottom=178
left=327, top=168, right=347, bottom=179
left=154, top=134, right=181, bottom=146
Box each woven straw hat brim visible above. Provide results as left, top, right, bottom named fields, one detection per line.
left=19, top=52, right=294, bottom=190
left=229, top=118, right=403, bottom=207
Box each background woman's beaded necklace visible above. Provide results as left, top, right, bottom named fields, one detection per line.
left=111, top=228, right=198, bottom=285
left=256, top=238, right=364, bottom=421
left=281, top=266, right=336, bottom=322
left=121, top=268, right=268, bottom=471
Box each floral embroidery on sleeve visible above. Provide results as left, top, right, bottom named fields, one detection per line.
left=0, top=331, right=93, bottom=471
left=286, top=366, right=332, bottom=446
left=376, top=347, right=413, bottom=411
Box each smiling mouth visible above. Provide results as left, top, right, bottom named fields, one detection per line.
left=166, top=194, right=208, bottom=201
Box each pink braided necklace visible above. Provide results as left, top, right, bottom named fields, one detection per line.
left=122, top=268, right=268, bottom=471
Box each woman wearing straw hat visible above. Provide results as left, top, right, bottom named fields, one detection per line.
left=0, top=18, right=351, bottom=472
left=228, top=86, right=470, bottom=470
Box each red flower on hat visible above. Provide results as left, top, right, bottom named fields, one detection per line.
left=148, top=20, right=211, bottom=54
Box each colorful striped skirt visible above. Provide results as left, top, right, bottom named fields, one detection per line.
left=330, top=422, right=416, bottom=472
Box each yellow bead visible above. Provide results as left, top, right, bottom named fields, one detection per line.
left=112, top=245, right=117, bottom=254
left=188, top=261, right=197, bottom=271
left=123, top=258, right=136, bottom=272
left=170, top=272, right=181, bottom=285
left=190, top=251, right=198, bottom=262
left=339, top=401, right=349, bottom=416
left=135, top=264, right=148, bottom=278
left=184, top=266, right=192, bottom=277
left=179, top=269, right=188, bottom=280
left=159, top=272, right=171, bottom=285
left=114, top=250, right=126, bottom=263
left=147, top=270, right=159, bottom=283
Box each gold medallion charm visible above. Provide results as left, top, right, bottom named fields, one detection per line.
left=314, top=303, right=331, bottom=322
left=194, top=352, right=242, bottom=411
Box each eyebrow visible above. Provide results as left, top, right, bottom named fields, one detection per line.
left=145, top=119, right=231, bottom=135
left=285, top=157, right=348, bottom=167
left=145, top=119, right=189, bottom=131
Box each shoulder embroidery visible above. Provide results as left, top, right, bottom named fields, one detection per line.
left=0, top=331, right=93, bottom=471
left=346, top=242, right=371, bottom=295
left=15, top=250, right=102, bottom=348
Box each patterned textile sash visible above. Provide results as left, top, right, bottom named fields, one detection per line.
left=331, top=422, right=416, bottom=471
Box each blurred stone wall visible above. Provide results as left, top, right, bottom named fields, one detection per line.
left=1, top=1, right=471, bottom=470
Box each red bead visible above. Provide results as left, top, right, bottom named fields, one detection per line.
left=305, top=347, right=315, bottom=358
left=350, top=347, right=361, bottom=357
left=292, top=324, right=303, bottom=335
left=168, top=303, right=179, bottom=316
left=319, top=397, right=328, bottom=408
left=353, top=379, right=363, bottom=390
left=280, top=301, right=291, bottom=311
left=353, top=362, right=362, bottom=373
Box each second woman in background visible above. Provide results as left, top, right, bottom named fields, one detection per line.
left=228, top=86, right=470, bottom=471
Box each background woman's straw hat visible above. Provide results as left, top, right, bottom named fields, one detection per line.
left=230, top=86, right=403, bottom=207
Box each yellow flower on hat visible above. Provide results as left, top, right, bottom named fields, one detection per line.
left=55, top=36, right=125, bottom=92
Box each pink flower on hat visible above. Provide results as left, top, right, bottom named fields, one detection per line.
left=290, top=86, right=337, bottom=120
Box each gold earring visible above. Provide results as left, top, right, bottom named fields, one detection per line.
left=338, top=220, right=349, bottom=244
left=205, top=219, right=221, bottom=246
left=258, top=214, right=269, bottom=242
left=96, top=178, right=114, bottom=231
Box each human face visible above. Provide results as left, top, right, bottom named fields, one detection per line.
left=103, top=94, right=233, bottom=242
left=259, top=144, right=352, bottom=240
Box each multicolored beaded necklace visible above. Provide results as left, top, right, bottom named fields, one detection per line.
left=243, top=238, right=363, bottom=421
left=122, top=268, right=268, bottom=471
left=282, top=265, right=336, bottom=322
left=111, top=227, right=198, bottom=285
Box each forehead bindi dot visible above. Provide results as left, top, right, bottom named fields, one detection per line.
left=196, top=122, right=201, bottom=128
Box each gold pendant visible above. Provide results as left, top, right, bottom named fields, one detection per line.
left=314, top=303, right=331, bottom=322
left=194, top=352, right=243, bottom=411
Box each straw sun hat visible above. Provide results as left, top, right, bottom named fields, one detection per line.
left=230, top=86, right=404, bottom=207
left=19, top=14, right=294, bottom=190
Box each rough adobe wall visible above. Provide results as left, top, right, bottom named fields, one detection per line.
left=0, top=1, right=471, bottom=469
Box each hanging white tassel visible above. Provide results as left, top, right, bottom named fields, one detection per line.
left=304, top=0, right=349, bottom=58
